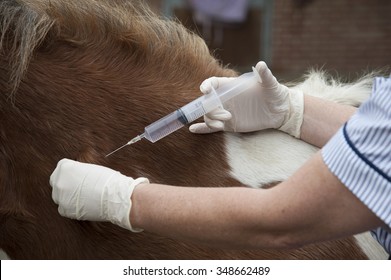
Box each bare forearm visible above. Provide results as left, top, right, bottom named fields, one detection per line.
left=130, top=153, right=382, bottom=249
left=131, top=184, right=282, bottom=249
left=300, top=95, right=357, bottom=147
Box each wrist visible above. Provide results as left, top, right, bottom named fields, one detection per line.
left=300, top=94, right=357, bottom=147
left=106, top=174, right=149, bottom=232
left=278, top=89, right=304, bottom=138
left=128, top=182, right=149, bottom=231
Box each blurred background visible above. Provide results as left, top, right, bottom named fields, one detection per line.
left=146, top=0, right=391, bottom=81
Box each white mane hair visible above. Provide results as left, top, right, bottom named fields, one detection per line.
left=292, top=70, right=375, bottom=106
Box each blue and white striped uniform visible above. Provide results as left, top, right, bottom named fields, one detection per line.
left=322, top=77, right=391, bottom=255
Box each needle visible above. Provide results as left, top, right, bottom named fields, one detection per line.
left=105, top=143, right=129, bottom=157
left=105, top=135, right=144, bottom=157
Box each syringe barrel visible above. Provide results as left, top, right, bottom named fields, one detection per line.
left=143, top=93, right=212, bottom=142
left=143, top=110, right=186, bottom=143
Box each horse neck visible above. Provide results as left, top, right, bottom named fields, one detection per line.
left=7, top=40, right=239, bottom=188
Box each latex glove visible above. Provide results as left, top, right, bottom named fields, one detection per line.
left=189, top=61, right=304, bottom=138
left=50, top=158, right=149, bottom=232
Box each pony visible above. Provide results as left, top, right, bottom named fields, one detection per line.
left=0, top=0, right=387, bottom=259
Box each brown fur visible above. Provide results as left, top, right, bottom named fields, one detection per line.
left=0, top=0, right=368, bottom=259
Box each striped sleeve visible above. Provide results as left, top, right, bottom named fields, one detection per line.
left=322, top=77, right=391, bottom=254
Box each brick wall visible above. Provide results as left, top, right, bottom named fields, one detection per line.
left=272, top=0, right=391, bottom=76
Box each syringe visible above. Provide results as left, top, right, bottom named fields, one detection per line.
left=105, top=67, right=261, bottom=157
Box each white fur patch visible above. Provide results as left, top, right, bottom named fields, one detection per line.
left=225, top=130, right=317, bottom=188
left=291, top=71, right=373, bottom=106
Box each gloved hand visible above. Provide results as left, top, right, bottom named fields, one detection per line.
left=189, top=61, right=304, bottom=138
left=50, top=158, right=149, bottom=232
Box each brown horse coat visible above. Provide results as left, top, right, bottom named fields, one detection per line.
left=0, top=0, right=378, bottom=259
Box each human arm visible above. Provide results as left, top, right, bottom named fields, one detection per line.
left=300, top=95, right=356, bottom=147
left=190, top=61, right=357, bottom=148
left=50, top=154, right=383, bottom=249
left=129, top=151, right=382, bottom=249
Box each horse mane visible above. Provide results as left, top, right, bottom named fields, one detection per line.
left=0, top=0, right=216, bottom=97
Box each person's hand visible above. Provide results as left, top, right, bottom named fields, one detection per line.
left=189, top=61, right=304, bottom=138
left=50, top=159, right=149, bottom=232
